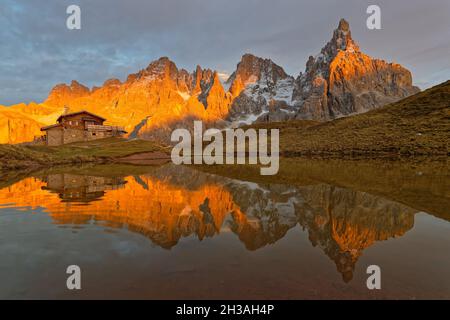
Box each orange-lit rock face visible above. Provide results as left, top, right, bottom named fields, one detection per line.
left=292, top=18, right=420, bottom=120
left=35, top=57, right=233, bottom=143
left=0, top=57, right=233, bottom=144
left=45, top=80, right=90, bottom=108
left=0, top=107, right=46, bottom=144
left=203, top=73, right=233, bottom=119
left=229, top=74, right=245, bottom=99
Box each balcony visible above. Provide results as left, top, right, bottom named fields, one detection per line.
left=86, top=124, right=127, bottom=133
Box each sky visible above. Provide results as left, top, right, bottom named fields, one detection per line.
left=1, top=0, right=449, bottom=105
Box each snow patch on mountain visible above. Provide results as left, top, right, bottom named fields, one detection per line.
left=177, top=91, right=191, bottom=101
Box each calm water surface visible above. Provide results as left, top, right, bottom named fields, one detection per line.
left=0, top=159, right=449, bottom=299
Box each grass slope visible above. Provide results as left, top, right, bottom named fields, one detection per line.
left=0, top=137, right=169, bottom=171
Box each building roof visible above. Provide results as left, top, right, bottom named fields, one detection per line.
left=57, top=110, right=106, bottom=123
left=40, top=123, right=62, bottom=131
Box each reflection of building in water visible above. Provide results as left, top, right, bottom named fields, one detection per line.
left=0, top=165, right=416, bottom=282
left=41, top=174, right=127, bottom=203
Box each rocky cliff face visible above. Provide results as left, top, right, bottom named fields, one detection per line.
left=0, top=101, right=65, bottom=144
left=40, top=57, right=234, bottom=142
left=45, top=80, right=90, bottom=108
left=0, top=107, right=43, bottom=144
left=292, top=19, right=420, bottom=120
left=0, top=19, right=420, bottom=144
left=226, top=54, right=295, bottom=125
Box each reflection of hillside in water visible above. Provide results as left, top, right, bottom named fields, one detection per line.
left=0, top=164, right=416, bottom=281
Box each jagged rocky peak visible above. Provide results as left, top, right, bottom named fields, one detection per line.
left=327, top=18, right=359, bottom=54
left=208, top=71, right=228, bottom=98
left=225, top=53, right=296, bottom=124
left=127, top=56, right=188, bottom=88
left=126, top=57, right=218, bottom=97
left=103, top=78, right=122, bottom=87
left=299, top=18, right=358, bottom=86
left=51, top=80, right=90, bottom=95
left=136, top=56, right=180, bottom=81
left=192, top=65, right=214, bottom=95
left=91, top=78, right=122, bottom=94
left=45, top=80, right=90, bottom=107
left=227, top=53, right=295, bottom=105
left=228, top=53, right=291, bottom=93
left=292, top=18, right=420, bottom=121
left=173, top=68, right=194, bottom=94
left=236, top=53, right=288, bottom=82
left=199, top=71, right=231, bottom=114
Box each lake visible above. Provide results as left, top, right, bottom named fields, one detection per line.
left=0, top=159, right=449, bottom=299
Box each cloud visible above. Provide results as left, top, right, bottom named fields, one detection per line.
left=217, top=72, right=231, bottom=82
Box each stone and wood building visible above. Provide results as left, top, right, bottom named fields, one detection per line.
left=40, top=111, right=127, bottom=146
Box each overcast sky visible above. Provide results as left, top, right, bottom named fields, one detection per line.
left=1, top=0, right=449, bottom=105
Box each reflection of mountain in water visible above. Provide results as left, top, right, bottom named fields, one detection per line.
left=295, top=187, right=414, bottom=282
left=0, top=164, right=416, bottom=281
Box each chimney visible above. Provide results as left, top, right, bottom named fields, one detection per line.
left=63, top=105, right=70, bottom=115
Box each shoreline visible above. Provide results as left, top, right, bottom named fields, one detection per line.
left=1, top=149, right=448, bottom=173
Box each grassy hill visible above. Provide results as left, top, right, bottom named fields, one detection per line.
left=249, top=80, right=450, bottom=156
left=0, top=137, right=169, bottom=172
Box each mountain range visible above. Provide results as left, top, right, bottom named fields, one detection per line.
left=0, top=19, right=420, bottom=144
